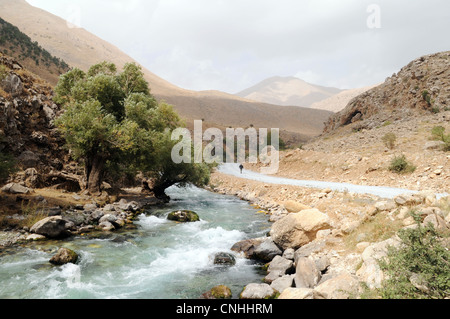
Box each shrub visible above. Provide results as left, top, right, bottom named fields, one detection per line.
left=382, top=133, right=397, bottom=150
left=389, top=155, right=416, bottom=174
left=422, top=90, right=432, bottom=106
left=0, top=151, right=16, bottom=184
left=0, top=64, right=7, bottom=81
left=379, top=213, right=450, bottom=299
left=431, top=126, right=450, bottom=152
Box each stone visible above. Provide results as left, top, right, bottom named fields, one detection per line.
left=283, top=200, right=311, bottom=213
left=356, top=237, right=401, bottom=289
left=1, top=73, right=23, bottom=96
left=99, top=214, right=117, bottom=225
left=202, top=285, right=233, bottom=299
left=294, top=257, right=321, bottom=289
left=26, top=234, right=46, bottom=241
left=167, top=210, right=200, bottom=223
left=278, top=288, right=313, bottom=300
left=117, top=199, right=141, bottom=212
left=423, top=214, right=448, bottom=232
left=1, top=183, right=32, bottom=194
left=252, top=237, right=283, bottom=262
left=231, top=238, right=262, bottom=259
left=282, top=248, right=295, bottom=260
left=89, top=210, right=104, bottom=223
left=83, top=203, right=98, bottom=213
left=313, top=272, right=361, bottom=299
left=240, top=283, right=278, bottom=300
left=99, top=221, right=115, bottom=231
left=267, top=256, right=294, bottom=276
left=270, top=275, right=295, bottom=294
left=49, top=248, right=79, bottom=266
left=270, top=209, right=331, bottom=250
left=374, top=200, right=397, bottom=212
left=213, top=252, right=236, bottom=266
left=30, top=216, right=70, bottom=239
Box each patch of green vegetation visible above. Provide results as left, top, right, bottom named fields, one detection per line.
left=431, top=126, right=450, bottom=151
left=0, top=17, right=69, bottom=70
left=389, top=155, right=416, bottom=174
left=378, top=213, right=450, bottom=299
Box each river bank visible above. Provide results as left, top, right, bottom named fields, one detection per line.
left=0, top=186, right=273, bottom=299
left=209, top=170, right=450, bottom=299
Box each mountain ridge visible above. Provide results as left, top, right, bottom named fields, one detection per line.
left=236, top=76, right=344, bottom=107
left=0, top=0, right=332, bottom=143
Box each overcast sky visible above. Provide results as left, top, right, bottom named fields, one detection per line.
left=26, top=0, right=450, bottom=93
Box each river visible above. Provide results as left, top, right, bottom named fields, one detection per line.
left=0, top=186, right=271, bottom=299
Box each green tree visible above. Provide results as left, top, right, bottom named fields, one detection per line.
left=379, top=213, right=450, bottom=299
left=55, top=61, right=212, bottom=196
left=143, top=131, right=213, bottom=201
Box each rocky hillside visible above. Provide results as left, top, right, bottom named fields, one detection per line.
left=324, top=51, right=450, bottom=133
left=0, top=0, right=332, bottom=143
left=0, top=53, right=73, bottom=189
left=0, top=17, right=69, bottom=85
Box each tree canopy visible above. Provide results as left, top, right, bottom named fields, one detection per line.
left=54, top=61, right=212, bottom=198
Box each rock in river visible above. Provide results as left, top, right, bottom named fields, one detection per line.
left=213, top=252, right=236, bottom=266
left=49, top=248, right=79, bottom=266
left=167, top=210, right=200, bottom=223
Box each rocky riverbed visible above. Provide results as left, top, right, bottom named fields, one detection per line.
left=209, top=171, right=450, bottom=299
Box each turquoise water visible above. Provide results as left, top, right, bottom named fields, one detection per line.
left=0, top=186, right=271, bottom=299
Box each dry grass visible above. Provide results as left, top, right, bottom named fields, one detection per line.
left=343, top=212, right=404, bottom=252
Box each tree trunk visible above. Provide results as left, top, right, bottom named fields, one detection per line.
left=86, top=155, right=105, bottom=195
left=151, top=180, right=173, bottom=203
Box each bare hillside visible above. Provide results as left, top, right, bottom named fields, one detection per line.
left=237, top=76, right=343, bottom=107
left=0, top=0, right=332, bottom=141
left=309, top=85, right=378, bottom=113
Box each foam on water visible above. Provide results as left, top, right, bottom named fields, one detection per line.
left=0, top=186, right=271, bottom=299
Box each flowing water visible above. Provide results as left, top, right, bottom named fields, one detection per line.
left=0, top=186, right=271, bottom=299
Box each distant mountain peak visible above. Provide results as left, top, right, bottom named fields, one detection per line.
left=236, top=76, right=343, bottom=107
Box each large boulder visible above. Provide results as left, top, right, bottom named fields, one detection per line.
left=30, top=216, right=71, bottom=239
left=294, top=257, right=321, bottom=289
left=49, top=248, right=79, bottom=266
left=313, top=272, right=361, bottom=299
left=270, top=209, right=331, bottom=250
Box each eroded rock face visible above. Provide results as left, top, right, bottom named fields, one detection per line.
left=324, top=51, right=450, bottom=133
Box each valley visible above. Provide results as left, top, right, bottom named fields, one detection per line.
left=0, top=0, right=449, bottom=302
